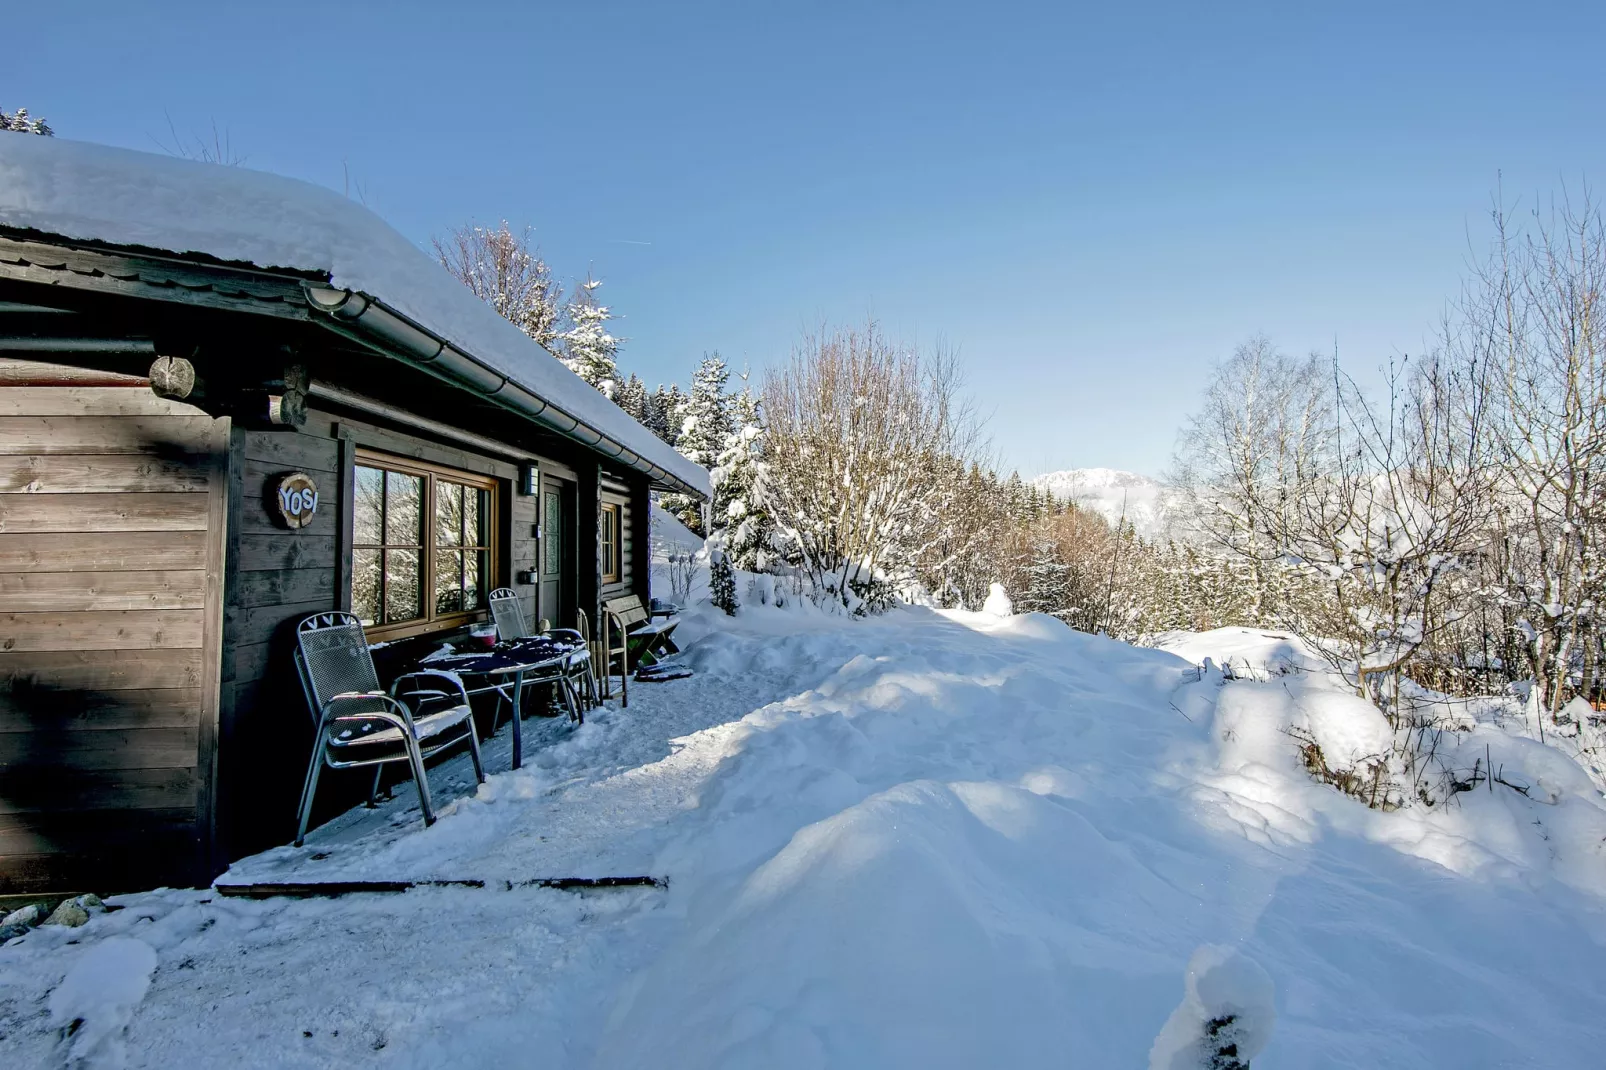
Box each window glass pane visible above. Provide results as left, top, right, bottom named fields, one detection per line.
left=354, top=467, right=383, bottom=545
left=383, top=548, right=422, bottom=623
left=544, top=491, right=561, bottom=575
left=466, top=488, right=487, bottom=547
left=385, top=472, right=423, bottom=546
left=436, top=481, right=464, bottom=548
left=352, top=547, right=381, bottom=625
left=602, top=507, right=618, bottom=579
left=465, top=549, right=488, bottom=611
left=434, top=549, right=465, bottom=614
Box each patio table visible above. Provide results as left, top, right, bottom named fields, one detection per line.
left=422, top=637, right=580, bottom=770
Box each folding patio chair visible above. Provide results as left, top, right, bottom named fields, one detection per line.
left=293, top=611, right=485, bottom=846
left=489, top=587, right=597, bottom=710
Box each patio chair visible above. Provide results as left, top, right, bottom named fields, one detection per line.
left=489, top=587, right=597, bottom=711
left=293, top=611, right=485, bottom=846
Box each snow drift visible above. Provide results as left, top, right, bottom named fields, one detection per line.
left=1, top=612, right=1603, bottom=1067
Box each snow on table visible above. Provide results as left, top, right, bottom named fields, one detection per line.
left=2, top=605, right=1604, bottom=1068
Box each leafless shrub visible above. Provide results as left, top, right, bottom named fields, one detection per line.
left=763, top=322, right=982, bottom=611
left=153, top=115, right=245, bottom=165
left=1287, top=728, right=1400, bottom=810
left=1451, top=189, right=1606, bottom=730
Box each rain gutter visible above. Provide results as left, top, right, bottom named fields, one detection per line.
left=302, top=284, right=705, bottom=498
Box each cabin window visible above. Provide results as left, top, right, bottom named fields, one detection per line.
left=352, top=450, right=498, bottom=639
left=601, top=503, right=621, bottom=584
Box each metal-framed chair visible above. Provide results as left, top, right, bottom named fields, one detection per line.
left=490, top=587, right=597, bottom=711
left=293, top=612, right=485, bottom=846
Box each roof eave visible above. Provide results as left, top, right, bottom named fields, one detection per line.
left=302, top=284, right=708, bottom=498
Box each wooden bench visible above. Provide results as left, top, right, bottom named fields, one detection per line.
left=600, top=594, right=682, bottom=706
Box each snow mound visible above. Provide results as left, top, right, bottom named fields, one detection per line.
left=48, top=936, right=158, bottom=1069
left=4, top=614, right=1606, bottom=1066
left=1149, top=945, right=1275, bottom=1070
left=597, top=778, right=1197, bottom=1066
left=981, top=581, right=1013, bottom=617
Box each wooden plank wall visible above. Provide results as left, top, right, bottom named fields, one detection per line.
left=217, top=417, right=342, bottom=857
left=0, top=361, right=226, bottom=894
left=220, top=408, right=539, bottom=855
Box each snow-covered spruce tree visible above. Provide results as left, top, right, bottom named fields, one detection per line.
left=679, top=355, right=734, bottom=463
left=1004, top=504, right=1128, bottom=633
left=434, top=222, right=564, bottom=349
left=557, top=276, right=621, bottom=398
left=648, top=384, right=686, bottom=447
left=708, top=541, right=739, bottom=615
left=661, top=355, right=732, bottom=535
left=615, top=373, right=649, bottom=423
left=1, top=107, right=52, bottom=135
left=710, top=386, right=777, bottom=572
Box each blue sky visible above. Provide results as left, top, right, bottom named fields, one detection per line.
left=13, top=1, right=1606, bottom=477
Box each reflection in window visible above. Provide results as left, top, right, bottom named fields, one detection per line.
left=543, top=490, right=561, bottom=576
left=351, top=454, right=497, bottom=636
left=601, top=503, right=620, bottom=583
left=433, top=478, right=491, bottom=615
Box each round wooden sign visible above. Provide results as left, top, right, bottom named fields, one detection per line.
left=274, top=472, right=319, bottom=529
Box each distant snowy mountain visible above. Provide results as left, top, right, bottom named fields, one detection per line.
left=1029, top=467, right=1171, bottom=537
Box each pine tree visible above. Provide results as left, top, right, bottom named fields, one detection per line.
left=642, top=386, right=673, bottom=444
left=557, top=276, right=620, bottom=398
left=661, top=385, right=688, bottom=446
left=676, top=355, right=733, bottom=466
left=661, top=356, right=733, bottom=535
left=709, top=544, right=739, bottom=615
left=711, top=385, right=776, bottom=572
left=616, top=373, right=648, bottom=423
left=1, top=107, right=53, bottom=135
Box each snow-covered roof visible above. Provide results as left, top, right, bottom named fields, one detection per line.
left=0, top=135, right=708, bottom=496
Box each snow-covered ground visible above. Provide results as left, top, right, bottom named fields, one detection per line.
left=1030, top=467, right=1171, bottom=537
left=3, top=606, right=1605, bottom=1066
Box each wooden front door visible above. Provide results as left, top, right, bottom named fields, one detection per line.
left=538, top=475, right=572, bottom=627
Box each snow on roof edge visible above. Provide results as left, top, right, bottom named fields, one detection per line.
left=0, top=135, right=708, bottom=496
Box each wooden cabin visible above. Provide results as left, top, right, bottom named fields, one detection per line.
left=0, top=136, right=708, bottom=895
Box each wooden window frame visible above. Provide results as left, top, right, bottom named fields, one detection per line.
left=352, top=448, right=501, bottom=642
left=600, top=502, right=621, bottom=584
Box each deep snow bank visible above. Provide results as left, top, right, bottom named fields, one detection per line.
left=2, top=615, right=1604, bottom=1068
left=589, top=615, right=1606, bottom=1067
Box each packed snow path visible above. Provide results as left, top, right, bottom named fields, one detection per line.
left=2, top=609, right=1604, bottom=1067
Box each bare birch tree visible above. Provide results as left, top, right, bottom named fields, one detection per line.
left=433, top=222, right=565, bottom=350
left=1455, top=191, right=1606, bottom=723
left=1171, top=335, right=1333, bottom=623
